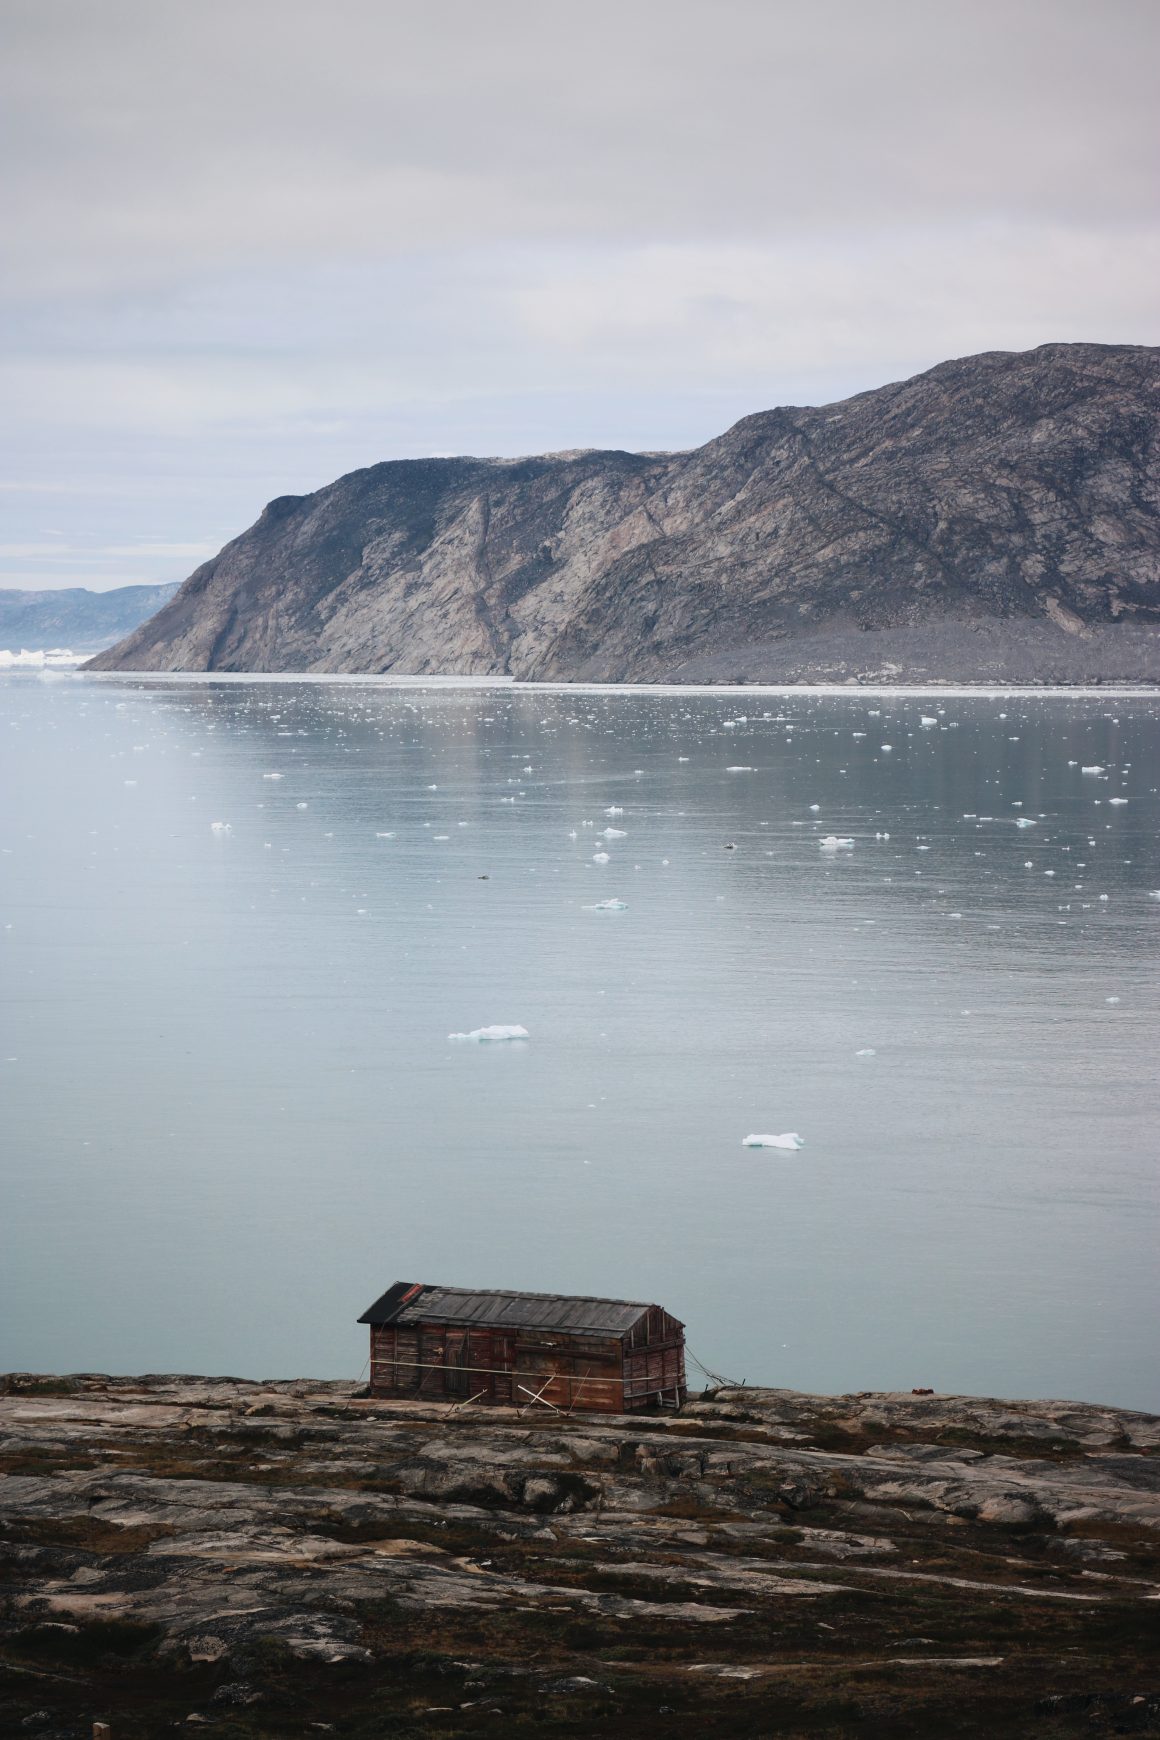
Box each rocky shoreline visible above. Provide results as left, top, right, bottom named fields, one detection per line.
left=1, top=1374, right=1157, bottom=1737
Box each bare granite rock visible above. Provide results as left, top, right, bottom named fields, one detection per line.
left=87, top=343, right=1160, bottom=685
left=0, top=1374, right=1157, bottom=1735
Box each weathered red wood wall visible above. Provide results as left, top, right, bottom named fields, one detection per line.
left=369, top=1310, right=686, bottom=1412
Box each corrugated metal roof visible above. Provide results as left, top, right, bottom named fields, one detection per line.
left=358, top=1282, right=670, bottom=1335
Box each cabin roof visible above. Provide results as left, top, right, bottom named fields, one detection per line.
left=358, top=1282, right=677, bottom=1336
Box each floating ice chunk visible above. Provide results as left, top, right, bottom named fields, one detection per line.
left=880, top=744, right=893, bottom=752
left=210, top=821, right=231, bottom=834
left=742, top=1132, right=805, bottom=1151
left=375, top=831, right=395, bottom=838
left=809, top=803, right=820, bottom=812
left=1015, top=817, right=1036, bottom=828
left=448, top=1024, right=530, bottom=1042
left=726, top=765, right=754, bottom=772
left=296, top=802, right=308, bottom=810
left=1105, top=996, right=1121, bottom=1005
left=605, top=806, right=624, bottom=815
left=1108, top=797, right=1128, bottom=805
left=820, top=836, right=854, bottom=850
left=602, top=827, right=627, bottom=838
left=262, top=772, right=283, bottom=780
left=433, top=834, right=450, bottom=841
left=590, top=898, right=628, bottom=910
left=920, top=716, right=937, bottom=727
left=1081, top=766, right=1105, bottom=775
left=592, top=851, right=610, bottom=864
left=855, top=1048, right=876, bottom=1057
left=1024, top=860, right=1034, bottom=868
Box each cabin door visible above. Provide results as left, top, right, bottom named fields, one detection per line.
left=445, top=1331, right=469, bottom=1396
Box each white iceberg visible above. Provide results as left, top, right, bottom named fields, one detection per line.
left=920, top=716, right=937, bottom=727
left=1081, top=766, right=1105, bottom=775
left=1015, top=817, right=1036, bottom=828
left=210, top=821, right=231, bottom=834
left=592, top=851, right=610, bottom=864
left=601, top=826, right=627, bottom=838
left=742, top=1132, right=805, bottom=1151
left=448, top=1025, right=530, bottom=1042
left=819, top=836, right=854, bottom=850
left=604, top=806, right=624, bottom=815
left=726, top=765, right=754, bottom=772
left=590, top=898, right=628, bottom=910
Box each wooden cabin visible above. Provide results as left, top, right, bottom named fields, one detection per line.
left=358, top=1282, right=686, bottom=1412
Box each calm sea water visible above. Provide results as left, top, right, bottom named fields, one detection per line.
left=1, top=673, right=1157, bottom=1409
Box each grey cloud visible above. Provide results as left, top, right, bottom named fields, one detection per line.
left=1, top=0, right=1157, bottom=587
left=3, top=0, right=1157, bottom=290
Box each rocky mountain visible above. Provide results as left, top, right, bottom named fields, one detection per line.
left=89, top=344, right=1160, bottom=683
left=0, top=581, right=180, bottom=654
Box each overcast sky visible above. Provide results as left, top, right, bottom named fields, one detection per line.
left=3, top=0, right=1158, bottom=590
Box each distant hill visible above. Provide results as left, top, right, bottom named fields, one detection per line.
left=0, top=582, right=181, bottom=654
left=89, top=344, right=1160, bottom=684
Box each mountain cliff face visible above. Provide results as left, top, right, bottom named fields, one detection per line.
left=88, top=344, right=1160, bottom=683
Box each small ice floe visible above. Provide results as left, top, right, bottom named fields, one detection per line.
left=1105, top=996, right=1121, bottom=1005
left=602, top=826, right=627, bottom=838
left=592, top=851, right=610, bottom=864
left=375, top=831, right=395, bottom=838
left=296, top=802, right=308, bottom=810
left=1015, top=817, right=1036, bottom=828
left=820, top=836, right=854, bottom=850
left=920, top=716, right=938, bottom=727
left=210, top=821, right=231, bottom=834
left=1108, top=797, right=1128, bottom=806
left=742, top=1132, right=805, bottom=1151
left=855, top=1048, right=876, bottom=1057
left=262, top=772, right=283, bottom=780
left=448, top=1025, right=530, bottom=1042
left=1081, top=766, right=1105, bottom=775
left=605, top=806, right=624, bottom=816
left=880, top=744, right=893, bottom=752
left=433, top=834, right=450, bottom=841
left=590, top=898, right=628, bottom=911
left=726, top=765, right=754, bottom=772
left=809, top=803, right=820, bottom=812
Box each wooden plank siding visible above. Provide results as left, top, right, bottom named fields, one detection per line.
left=369, top=1318, right=685, bottom=1412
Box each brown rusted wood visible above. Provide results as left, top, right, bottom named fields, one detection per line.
left=366, top=1292, right=684, bottom=1412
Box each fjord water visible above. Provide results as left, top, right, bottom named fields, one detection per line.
left=2, top=674, right=1157, bottom=1409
